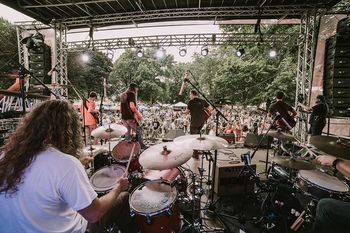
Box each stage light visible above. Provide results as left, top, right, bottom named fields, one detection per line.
left=136, top=47, right=143, bottom=58
left=155, top=48, right=165, bottom=59
left=106, top=50, right=114, bottom=60
left=269, top=48, right=277, bottom=58
left=81, top=53, right=90, bottom=62
left=235, top=47, right=245, bottom=57
left=201, top=45, right=209, bottom=56
left=179, top=47, right=187, bottom=57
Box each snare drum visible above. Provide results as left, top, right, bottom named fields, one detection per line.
left=296, top=170, right=349, bottom=200
left=112, top=140, right=142, bottom=172
left=90, top=164, right=125, bottom=195
left=130, top=180, right=181, bottom=233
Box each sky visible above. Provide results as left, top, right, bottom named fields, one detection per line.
left=0, top=4, right=222, bottom=63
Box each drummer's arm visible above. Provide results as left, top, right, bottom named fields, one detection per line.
left=78, top=177, right=128, bottom=223
left=316, top=155, right=350, bottom=179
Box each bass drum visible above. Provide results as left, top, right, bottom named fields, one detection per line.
left=130, top=180, right=181, bottom=233
left=112, top=140, right=142, bottom=173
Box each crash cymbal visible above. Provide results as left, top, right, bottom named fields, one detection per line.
left=267, top=130, right=296, bottom=141
left=272, top=156, right=316, bottom=170
left=139, top=142, right=193, bottom=170
left=91, top=124, right=127, bottom=139
left=82, top=145, right=108, bottom=157
left=173, top=134, right=228, bottom=151
left=310, top=135, right=350, bottom=159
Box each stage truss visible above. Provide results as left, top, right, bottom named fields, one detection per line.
left=13, top=5, right=347, bottom=142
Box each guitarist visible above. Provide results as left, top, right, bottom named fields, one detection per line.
left=120, top=83, right=147, bottom=149
left=80, top=91, right=98, bottom=145
left=268, top=91, right=297, bottom=132
left=183, top=89, right=212, bottom=159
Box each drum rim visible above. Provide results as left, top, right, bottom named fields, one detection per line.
left=297, top=170, right=349, bottom=194
left=129, top=179, right=178, bottom=217
left=90, top=164, right=126, bottom=192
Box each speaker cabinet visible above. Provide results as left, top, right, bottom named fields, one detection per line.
left=214, top=160, right=256, bottom=196
left=324, top=18, right=350, bottom=117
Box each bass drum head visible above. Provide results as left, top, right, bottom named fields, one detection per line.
left=90, top=164, right=125, bottom=193
left=130, top=180, right=177, bottom=215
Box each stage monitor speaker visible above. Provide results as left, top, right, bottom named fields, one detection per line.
left=244, top=133, right=271, bottom=148
left=162, top=129, right=185, bottom=141
left=324, top=18, right=350, bottom=117
left=214, top=160, right=256, bottom=196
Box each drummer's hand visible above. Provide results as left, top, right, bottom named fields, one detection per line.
left=316, top=155, right=337, bottom=166
left=79, top=156, right=94, bottom=166
left=115, top=175, right=129, bottom=191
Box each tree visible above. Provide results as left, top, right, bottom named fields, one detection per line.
left=0, top=18, right=18, bottom=89
left=67, top=51, right=112, bottom=99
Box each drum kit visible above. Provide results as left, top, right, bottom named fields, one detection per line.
left=84, top=124, right=229, bottom=233
left=267, top=132, right=350, bottom=231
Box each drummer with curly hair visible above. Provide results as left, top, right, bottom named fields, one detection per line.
left=0, top=100, right=136, bottom=233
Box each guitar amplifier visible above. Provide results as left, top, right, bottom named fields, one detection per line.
left=214, top=160, right=256, bottom=196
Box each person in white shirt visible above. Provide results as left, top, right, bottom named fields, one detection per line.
left=0, top=99, right=133, bottom=233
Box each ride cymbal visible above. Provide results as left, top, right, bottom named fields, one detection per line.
left=91, top=124, right=127, bottom=139
left=267, top=131, right=296, bottom=141
left=272, top=156, right=315, bottom=170
left=139, top=142, right=193, bottom=170
left=310, top=136, right=350, bottom=159
left=174, top=134, right=228, bottom=151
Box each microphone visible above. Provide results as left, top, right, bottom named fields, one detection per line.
left=178, top=70, right=188, bottom=96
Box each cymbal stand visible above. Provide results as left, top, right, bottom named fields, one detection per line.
left=180, top=167, right=225, bottom=233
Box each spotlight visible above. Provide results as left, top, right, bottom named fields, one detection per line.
left=136, top=47, right=143, bottom=58
left=155, top=48, right=165, bottom=59
left=106, top=50, right=114, bottom=60
left=235, top=47, right=245, bottom=57
left=201, top=45, right=209, bottom=56
left=179, top=47, right=187, bottom=57
left=269, top=48, right=277, bottom=58
left=81, top=53, right=90, bottom=62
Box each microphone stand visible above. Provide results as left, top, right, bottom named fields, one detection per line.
left=99, top=77, right=105, bottom=126
left=185, top=70, right=228, bottom=227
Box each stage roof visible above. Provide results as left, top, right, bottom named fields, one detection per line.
left=0, top=0, right=342, bottom=29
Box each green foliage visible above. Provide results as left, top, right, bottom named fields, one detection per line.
left=0, top=18, right=18, bottom=89
left=108, top=48, right=180, bottom=103
left=67, top=51, right=112, bottom=99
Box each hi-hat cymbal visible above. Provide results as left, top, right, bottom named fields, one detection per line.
left=173, top=134, right=228, bottom=151
left=267, top=131, right=296, bottom=141
left=310, top=135, right=350, bottom=159
left=139, top=142, right=193, bottom=170
left=91, top=124, right=127, bottom=139
left=272, top=156, right=316, bottom=170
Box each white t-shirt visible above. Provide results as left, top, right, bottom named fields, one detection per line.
left=0, top=147, right=98, bottom=233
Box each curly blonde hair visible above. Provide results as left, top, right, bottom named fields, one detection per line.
left=0, top=99, right=83, bottom=194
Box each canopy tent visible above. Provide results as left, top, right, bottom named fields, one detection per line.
left=172, top=102, right=187, bottom=110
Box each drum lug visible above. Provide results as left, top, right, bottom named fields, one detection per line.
left=166, top=207, right=173, bottom=216
left=146, top=215, right=152, bottom=224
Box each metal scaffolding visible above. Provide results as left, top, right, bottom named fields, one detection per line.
left=294, top=10, right=320, bottom=142
left=66, top=33, right=300, bottom=51
left=54, top=23, right=68, bottom=97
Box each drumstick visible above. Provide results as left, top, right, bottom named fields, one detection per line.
left=124, top=144, right=136, bottom=176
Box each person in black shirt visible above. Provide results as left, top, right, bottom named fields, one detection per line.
left=268, top=91, right=297, bottom=131
left=183, top=90, right=210, bottom=134
left=120, top=83, right=147, bottom=149
left=298, top=95, right=328, bottom=136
